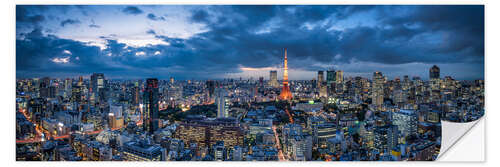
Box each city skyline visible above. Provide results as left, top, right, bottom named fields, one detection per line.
left=17, top=5, right=484, bottom=80
left=14, top=4, right=486, bottom=162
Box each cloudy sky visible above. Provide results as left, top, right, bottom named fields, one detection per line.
left=16, top=5, right=484, bottom=80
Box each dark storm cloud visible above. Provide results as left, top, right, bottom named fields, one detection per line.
left=184, top=5, right=483, bottom=72
left=378, top=5, right=484, bottom=60
left=147, top=13, right=165, bottom=21
left=122, top=6, right=144, bottom=15
left=17, top=28, right=108, bottom=74
left=190, top=9, right=209, bottom=23
left=16, top=5, right=484, bottom=80
left=60, top=19, right=81, bottom=27
left=16, top=6, right=45, bottom=24
left=16, top=28, right=238, bottom=79
left=16, top=5, right=47, bottom=33
left=147, top=30, right=186, bottom=48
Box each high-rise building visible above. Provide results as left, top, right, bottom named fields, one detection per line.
left=372, top=72, right=384, bottom=109
left=110, top=104, right=123, bottom=118
left=319, top=85, right=327, bottom=98
left=77, top=76, right=83, bottom=87
left=90, top=73, right=105, bottom=93
left=143, top=78, right=159, bottom=134
left=326, top=70, right=336, bottom=84
left=39, top=77, right=50, bottom=98
left=279, top=49, right=293, bottom=100
left=64, top=78, right=72, bottom=98
left=170, top=77, right=174, bottom=84
left=374, top=125, right=399, bottom=153
left=132, top=82, right=140, bottom=105
left=259, top=77, right=264, bottom=87
left=269, top=70, right=279, bottom=88
left=392, top=109, right=418, bottom=137
left=90, top=73, right=105, bottom=103
left=71, top=86, right=81, bottom=103
left=429, top=65, right=440, bottom=79
left=335, top=70, right=344, bottom=84
left=317, top=71, right=324, bottom=88
left=206, top=80, right=216, bottom=98
left=216, top=87, right=229, bottom=118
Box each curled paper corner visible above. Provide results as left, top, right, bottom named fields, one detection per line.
left=438, top=117, right=484, bottom=161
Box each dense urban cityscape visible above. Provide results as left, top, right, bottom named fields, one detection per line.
left=15, top=4, right=484, bottom=162
left=16, top=49, right=484, bottom=161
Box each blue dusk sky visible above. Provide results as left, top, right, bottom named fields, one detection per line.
left=16, top=5, right=484, bottom=80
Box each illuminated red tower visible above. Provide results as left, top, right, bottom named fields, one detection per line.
left=280, top=48, right=292, bottom=100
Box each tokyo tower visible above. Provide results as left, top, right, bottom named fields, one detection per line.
left=279, top=48, right=292, bottom=100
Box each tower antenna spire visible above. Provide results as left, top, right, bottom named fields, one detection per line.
left=280, top=48, right=292, bottom=100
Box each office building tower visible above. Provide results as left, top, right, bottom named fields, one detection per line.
left=90, top=73, right=105, bottom=93
left=269, top=70, right=279, bottom=88
left=374, top=125, right=399, bottom=153
left=429, top=65, right=440, bottom=79
left=335, top=70, right=344, bottom=84
left=64, top=78, right=72, bottom=98
left=71, top=86, right=81, bottom=103
left=317, top=71, right=324, bottom=88
left=170, top=77, right=174, bottom=84
left=77, top=76, right=83, bottom=87
left=259, top=77, right=264, bottom=87
left=110, top=104, right=123, bottom=118
left=392, top=109, right=418, bottom=137
left=132, top=83, right=140, bottom=105
left=90, top=73, right=105, bottom=103
left=429, top=65, right=441, bottom=92
left=206, top=80, right=216, bottom=98
left=216, top=87, right=229, bottom=118
left=372, top=72, right=385, bottom=109
left=327, top=69, right=336, bottom=84
left=143, top=78, right=159, bottom=134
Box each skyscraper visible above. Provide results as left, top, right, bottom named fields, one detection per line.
left=216, top=87, right=229, bottom=118
left=429, top=65, right=441, bottom=92
left=269, top=70, right=279, bottom=88
left=392, top=109, right=418, bottom=137
left=64, top=78, right=72, bottom=98
left=279, top=48, right=292, bottom=100
left=90, top=73, right=105, bottom=93
left=335, top=70, right=344, bottom=84
left=259, top=77, right=264, bottom=87
left=71, top=85, right=81, bottom=103
left=143, top=78, right=159, bottom=134
left=206, top=80, right=216, bottom=98
left=133, top=81, right=140, bottom=105
left=429, top=65, right=440, bottom=79
left=372, top=72, right=384, bottom=109
left=326, top=69, right=336, bottom=96
left=170, top=77, right=174, bottom=84
left=317, top=71, right=324, bottom=88
left=374, top=125, right=398, bottom=153
left=326, top=69, right=336, bottom=84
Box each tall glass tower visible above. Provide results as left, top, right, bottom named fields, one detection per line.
left=143, top=78, right=159, bottom=134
